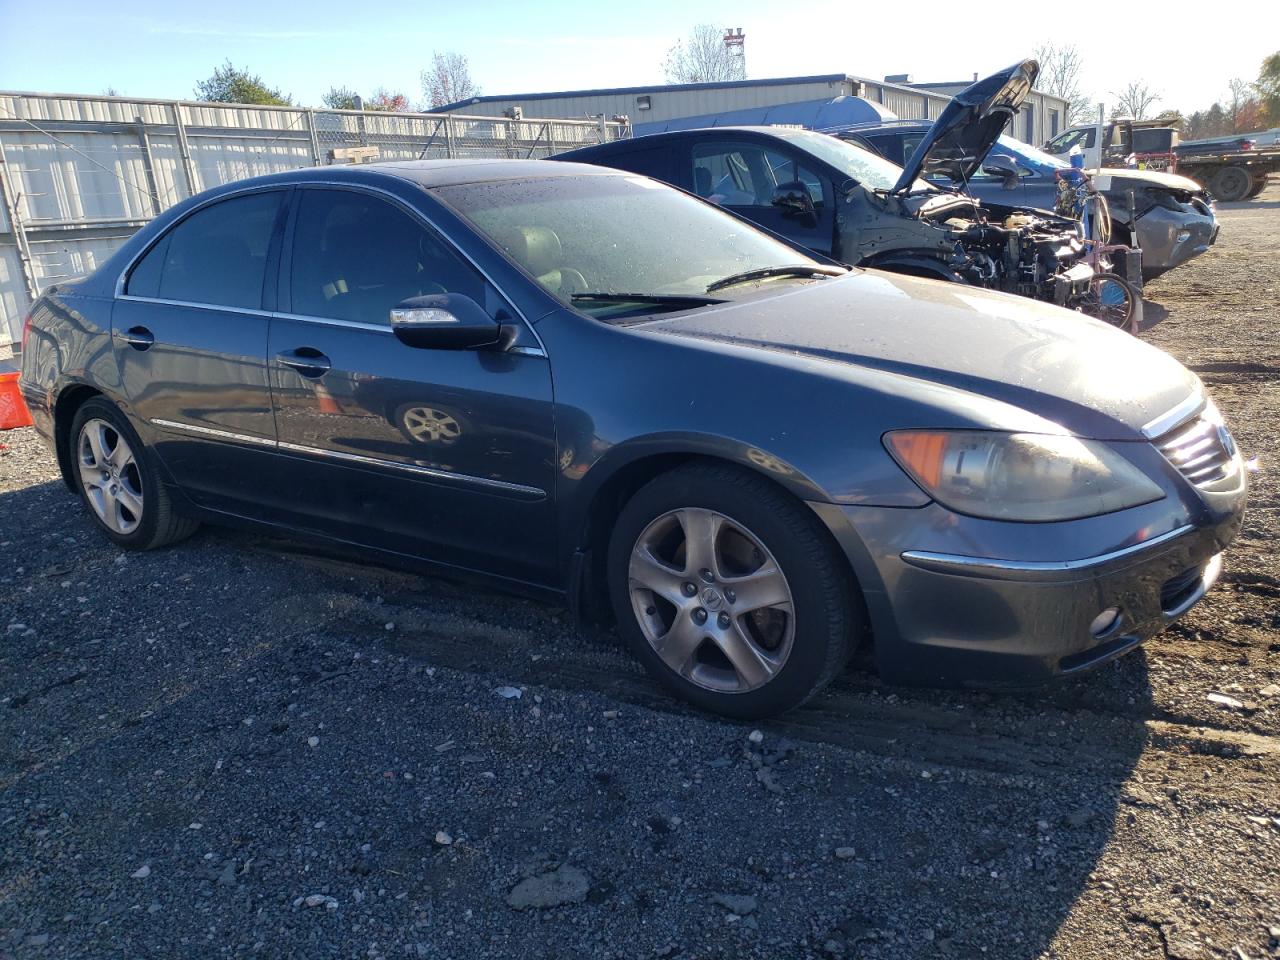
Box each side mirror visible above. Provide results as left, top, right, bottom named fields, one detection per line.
left=771, top=181, right=817, bottom=224
left=390, top=293, right=501, bottom=350
left=981, top=155, right=1021, bottom=190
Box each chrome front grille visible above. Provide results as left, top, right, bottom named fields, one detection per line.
left=1153, top=414, right=1236, bottom=486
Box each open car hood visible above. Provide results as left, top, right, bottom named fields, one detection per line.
left=891, top=60, right=1038, bottom=195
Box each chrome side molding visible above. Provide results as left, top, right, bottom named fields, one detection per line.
left=148, top=418, right=545, bottom=500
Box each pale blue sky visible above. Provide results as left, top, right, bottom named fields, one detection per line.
left=1, top=0, right=1277, bottom=115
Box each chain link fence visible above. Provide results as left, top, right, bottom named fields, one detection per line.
left=0, top=91, right=631, bottom=345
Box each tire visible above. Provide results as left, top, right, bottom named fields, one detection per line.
left=1245, top=176, right=1268, bottom=199
left=607, top=462, right=858, bottom=718
left=68, top=397, right=199, bottom=550
left=1209, top=165, right=1252, bottom=202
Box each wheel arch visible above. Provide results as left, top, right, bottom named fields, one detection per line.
left=52, top=383, right=105, bottom=492
left=864, top=255, right=965, bottom=284
left=565, top=439, right=862, bottom=629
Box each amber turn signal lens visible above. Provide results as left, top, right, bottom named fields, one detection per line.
left=884, top=431, right=950, bottom=488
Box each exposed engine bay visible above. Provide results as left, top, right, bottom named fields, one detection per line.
left=836, top=189, right=1095, bottom=306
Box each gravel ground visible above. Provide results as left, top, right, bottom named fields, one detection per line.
left=1, top=185, right=1278, bottom=960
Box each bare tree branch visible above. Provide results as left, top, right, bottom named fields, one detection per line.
left=1110, top=81, right=1159, bottom=121
left=421, top=52, right=480, bottom=110
left=1032, top=42, right=1092, bottom=125
left=663, top=24, right=745, bottom=84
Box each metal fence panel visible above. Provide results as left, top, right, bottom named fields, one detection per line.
left=0, top=91, right=629, bottom=344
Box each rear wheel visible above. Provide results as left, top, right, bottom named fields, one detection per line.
left=1245, top=175, right=1269, bottom=199
left=1209, top=165, right=1252, bottom=202
left=607, top=462, right=857, bottom=718
left=69, top=397, right=198, bottom=550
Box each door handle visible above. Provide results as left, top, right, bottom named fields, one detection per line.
left=276, top=348, right=331, bottom=378
left=122, top=326, right=154, bottom=350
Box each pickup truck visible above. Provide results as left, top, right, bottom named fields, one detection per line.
left=1044, top=120, right=1278, bottom=201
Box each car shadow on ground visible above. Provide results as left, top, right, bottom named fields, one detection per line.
left=0, top=479, right=1153, bottom=959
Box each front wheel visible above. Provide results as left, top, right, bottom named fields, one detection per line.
left=607, top=462, right=858, bottom=718
left=1076, top=275, right=1143, bottom=335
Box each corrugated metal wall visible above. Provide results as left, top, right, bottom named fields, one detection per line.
left=448, top=79, right=856, bottom=125
left=0, top=92, right=628, bottom=345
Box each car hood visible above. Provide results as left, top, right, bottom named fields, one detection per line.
left=892, top=60, right=1038, bottom=195
left=1092, top=167, right=1206, bottom=195
left=642, top=271, right=1199, bottom=440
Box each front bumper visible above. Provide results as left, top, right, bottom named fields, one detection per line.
left=1135, top=204, right=1218, bottom=274
left=812, top=452, right=1247, bottom=687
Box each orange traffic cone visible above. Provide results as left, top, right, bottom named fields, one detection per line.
left=0, top=370, right=33, bottom=430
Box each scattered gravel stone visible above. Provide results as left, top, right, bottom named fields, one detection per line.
left=748, top=729, right=764, bottom=744
left=302, top=894, right=338, bottom=909
left=433, top=831, right=453, bottom=846
left=131, top=864, right=151, bottom=879
left=506, top=864, right=591, bottom=910
left=1207, top=692, right=1245, bottom=711
left=710, top=892, right=758, bottom=916
left=834, top=847, right=857, bottom=860
left=494, top=686, right=522, bottom=699
left=307, top=736, right=320, bottom=748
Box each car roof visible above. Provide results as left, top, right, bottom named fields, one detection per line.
left=200, top=158, right=624, bottom=195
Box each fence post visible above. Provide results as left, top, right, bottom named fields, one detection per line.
left=133, top=116, right=162, bottom=216
left=0, top=151, right=41, bottom=305
left=172, top=101, right=199, bottom=198
left=305, top=109, right=322, bottom=166
left=443, top=116, right=456, bottom=159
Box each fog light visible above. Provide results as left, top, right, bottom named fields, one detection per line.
left=1176, top=229, right=1191, bottom=242
left=1090, top=607, right=1122, bottom=638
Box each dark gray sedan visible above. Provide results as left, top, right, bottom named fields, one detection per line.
left=18, top=160, right=1246, bottom=717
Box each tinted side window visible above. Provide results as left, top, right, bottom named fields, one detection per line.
left=597, top=146, right=672, bottom=181
left=691, top=142, right=825, bottom=208
left=289, top=190, right=484, bottom=324
left=127, top=191, right=281, bottom=309
left=864, top=134, right=905, bottom=166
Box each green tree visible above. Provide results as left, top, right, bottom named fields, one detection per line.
left=1258, top=51, right=1280, bottom=126
left=194, top=61, right=292, bottom=106
left=322, top=86, right=359, bottom=110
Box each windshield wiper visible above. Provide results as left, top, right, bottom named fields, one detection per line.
left=705, top=264, right=846, bottom=293
left=570, top=292, right=726, bottom=306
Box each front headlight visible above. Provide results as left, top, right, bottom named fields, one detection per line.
left=884, top=430, right=1164, bottom=522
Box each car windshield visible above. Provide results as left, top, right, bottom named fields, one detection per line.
left=435, top=174, right=828, bottom=318
left=777, top=129, right=934, bottom=193
left=988, top=135, right=1068, bottom=176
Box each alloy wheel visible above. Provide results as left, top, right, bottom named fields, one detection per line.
left=77, top=418, right=144, bottom=535
left=627, top=508, right=795, bottom=694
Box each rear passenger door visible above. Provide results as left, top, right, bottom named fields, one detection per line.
left=114, top=188, right=286, bottom=512
left=688, top=140, right=836, bottom=255
left=266, top=185, right=557, bottom=582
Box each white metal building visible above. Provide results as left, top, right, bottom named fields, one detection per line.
left=438, top=73, right=1071, bottom=146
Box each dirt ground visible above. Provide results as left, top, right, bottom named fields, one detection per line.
left=0, top=185, right=1277, bottom=960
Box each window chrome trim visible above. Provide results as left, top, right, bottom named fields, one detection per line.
left=148, top=418, right=546, bottom=499
left=900, top=524, right=1195, bottom=582
left=113, top=179, right=534, bottom=331
left=1142, top=393, right=1204, bottom=440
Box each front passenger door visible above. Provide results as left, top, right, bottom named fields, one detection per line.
left=267, top=186, right=557, bottom=582
left=690, top=141, right=835, bottom=256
